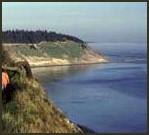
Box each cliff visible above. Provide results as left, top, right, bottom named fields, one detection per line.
left=2, top=41, right=107, bottom=67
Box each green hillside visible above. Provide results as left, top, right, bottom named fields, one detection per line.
left=3, top=41, right=107, bottom=67
left=13, top=41, right=85, bottom=59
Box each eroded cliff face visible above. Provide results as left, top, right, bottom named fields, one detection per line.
left=3, top=41, right=107, bottom=67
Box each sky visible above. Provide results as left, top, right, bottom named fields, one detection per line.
left=2, top=2, right=147, bottom=43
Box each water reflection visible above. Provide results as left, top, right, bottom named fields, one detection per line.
left=32, top=64, right=99, bottom=89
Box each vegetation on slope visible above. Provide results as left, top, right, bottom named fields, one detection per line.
left=2, top=46, right=14, bottom=66
left=36, top=41, right=85, bottom=58
left=2, top=76, right=82, bottom=133
left=6, top=41, right=85, bottom=59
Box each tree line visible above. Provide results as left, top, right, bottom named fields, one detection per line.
left=2, top=30, right=84, bottom=44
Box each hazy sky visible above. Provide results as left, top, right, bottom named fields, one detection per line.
left=2, top=2, right=147, bottom=43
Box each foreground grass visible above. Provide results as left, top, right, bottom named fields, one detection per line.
left=2, top=75, right=82, bottom=133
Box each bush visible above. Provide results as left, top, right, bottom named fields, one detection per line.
left=2, top=47, right=13, bottom=66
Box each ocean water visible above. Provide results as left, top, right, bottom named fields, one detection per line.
left=32, top=43, right=147, bottom=133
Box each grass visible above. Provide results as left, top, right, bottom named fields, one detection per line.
left=41, top=42, right=66, bottom=58
left=7, top=41, right=85, bottom=59
left=15, top=46, right=44, bottom=57
left=40, top=41, right=84, bottom=59
left=2, top=74, right=82, bottom=133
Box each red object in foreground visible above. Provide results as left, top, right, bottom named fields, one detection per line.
left=2, top=72, right=10, bottom=90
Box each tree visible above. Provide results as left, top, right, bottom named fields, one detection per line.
left=2, top=30, right=84, bottom=44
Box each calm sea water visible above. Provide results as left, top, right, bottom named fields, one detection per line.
left=32, top=43, right=147, bottom=133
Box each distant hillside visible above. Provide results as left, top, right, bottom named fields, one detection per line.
left=2, top=30, right=84, bottom=44
left=3, top=41, right=107, bottom=67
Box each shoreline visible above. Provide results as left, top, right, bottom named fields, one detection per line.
left=76, top=124, right=97, bottom=133
left=30, top=61, right=108, bottom=68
